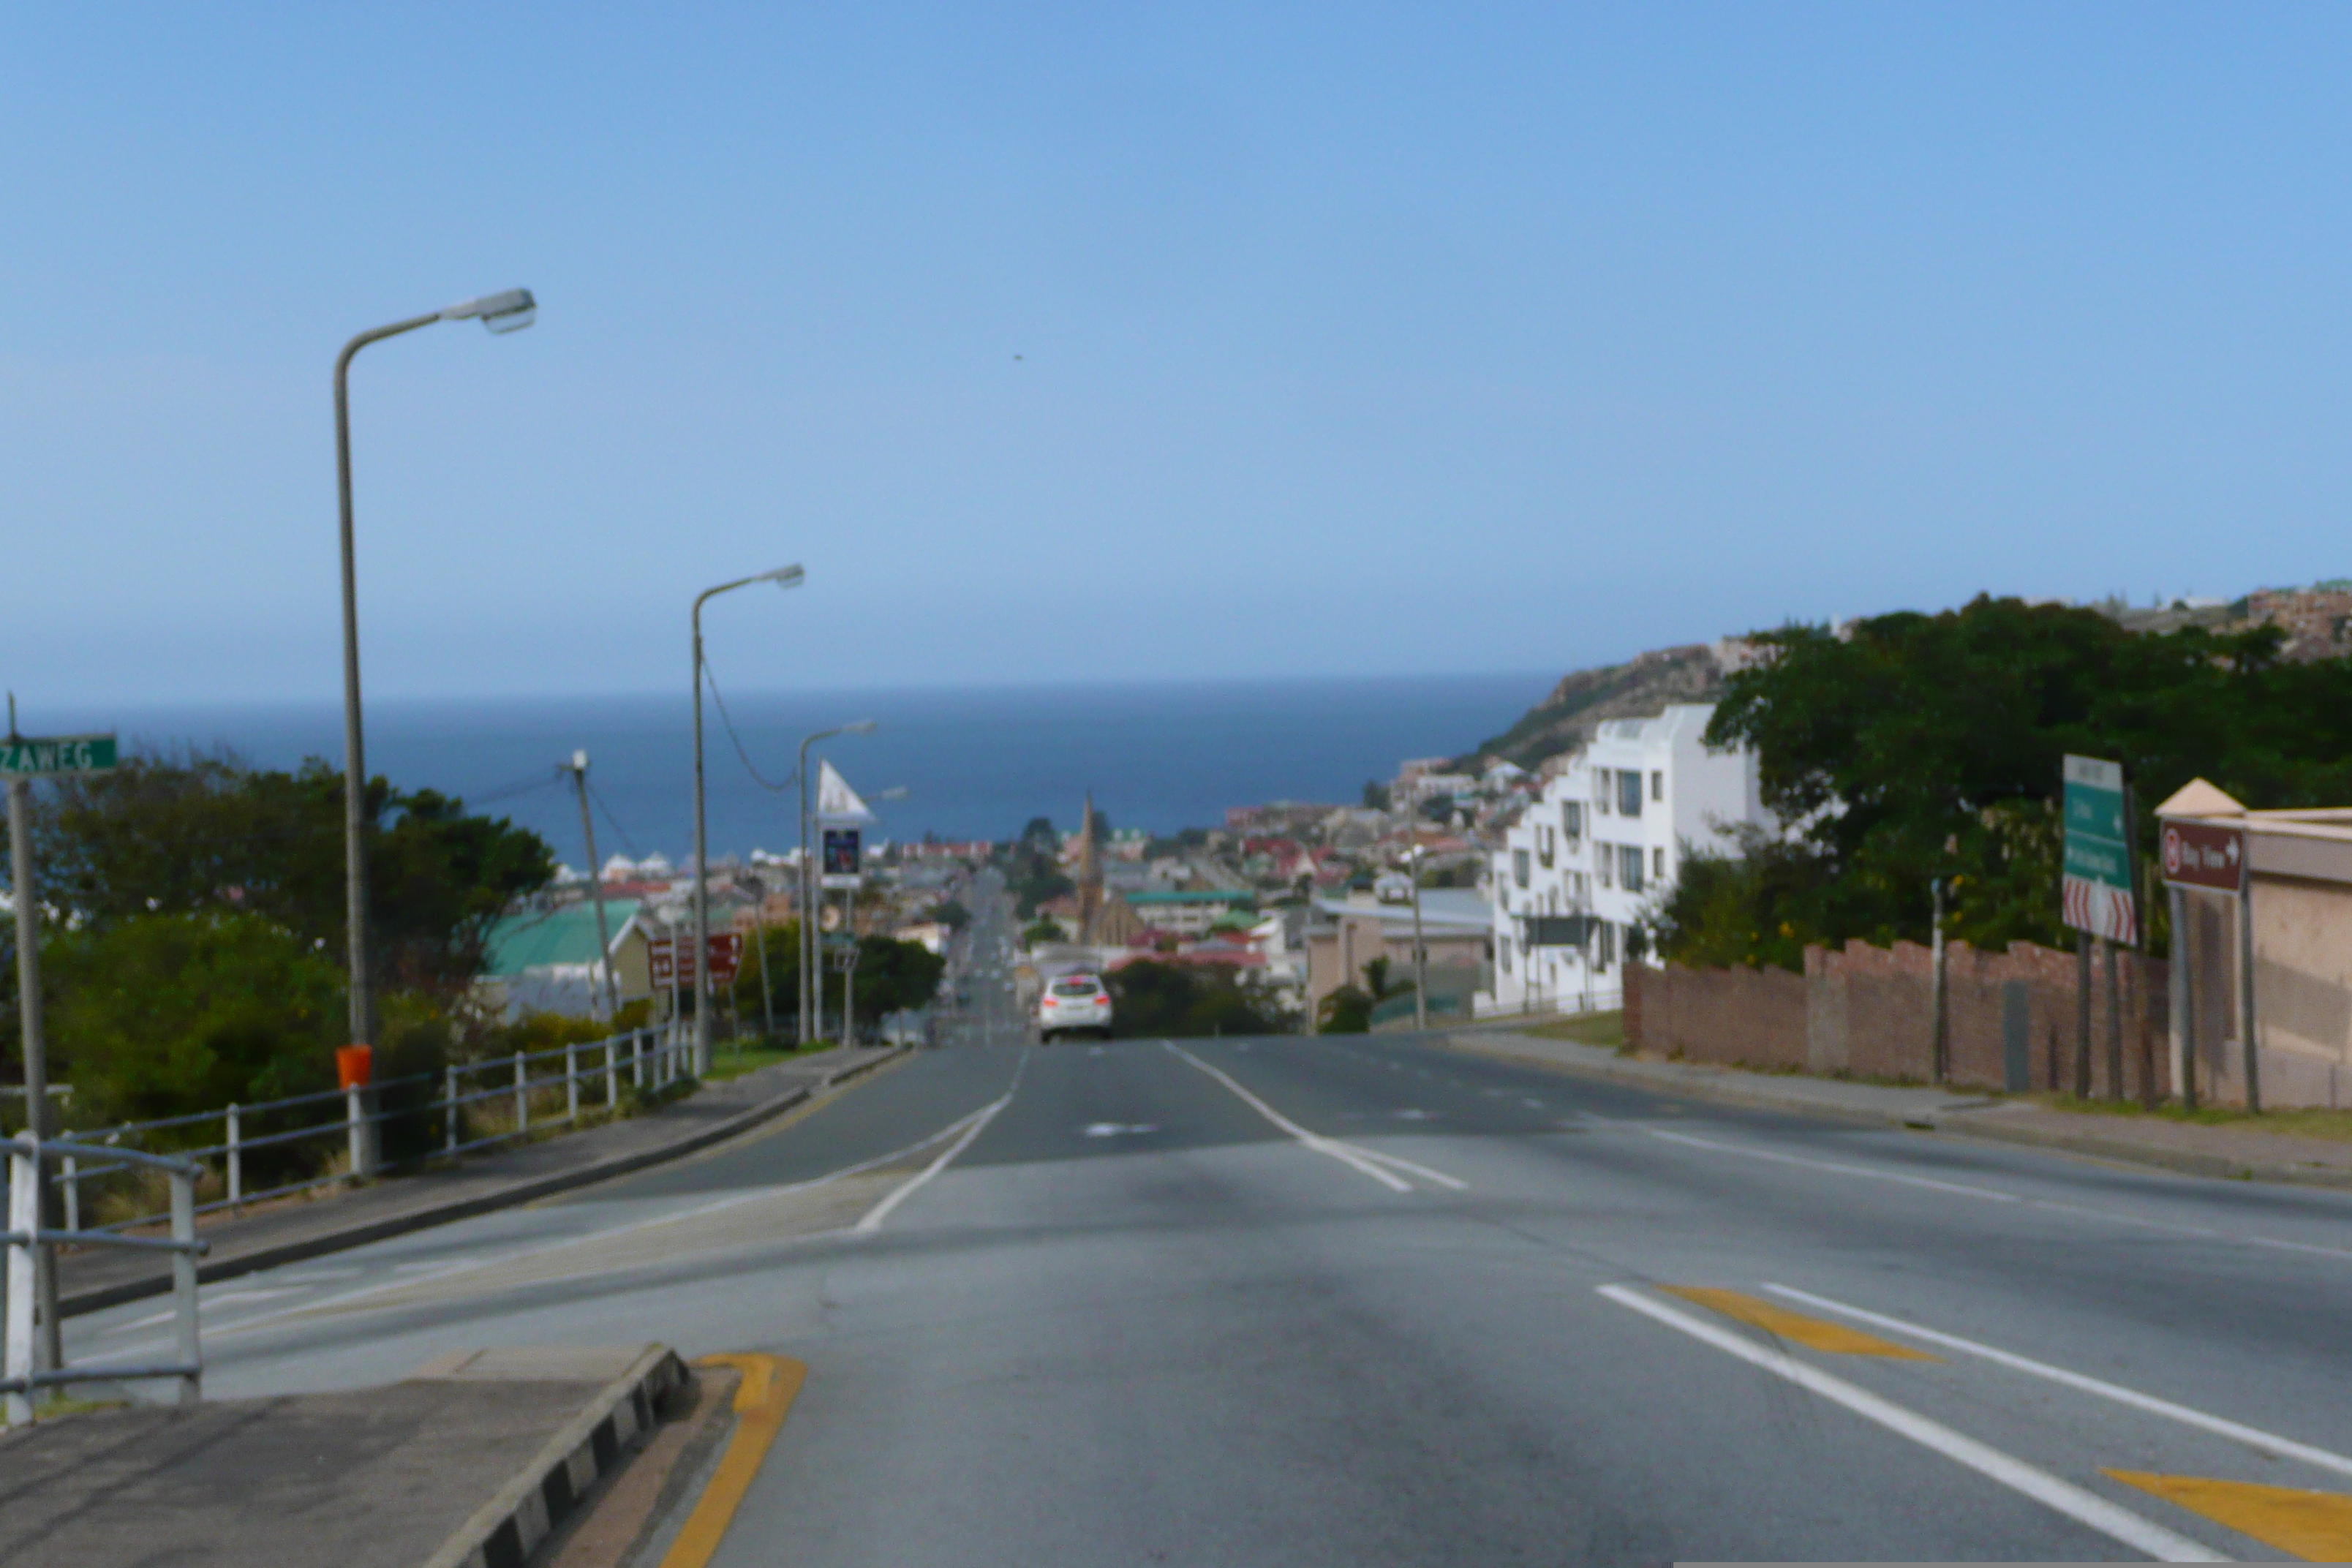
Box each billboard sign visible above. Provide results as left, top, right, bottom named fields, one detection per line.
left=2062, top=754, right=2138, bottom=943
left=2161, top=818, right=2244, bottom=894
left=821, top=826, right=862, bottom=889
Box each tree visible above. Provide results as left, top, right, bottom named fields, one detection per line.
left=1106, top=960, right=1289, bottom=1037
left=1691, top=595, right=2352, bottom=966
left=1316, top=984, right=1373, bottom=1034
left=851, top=935, right=947, bottom=1021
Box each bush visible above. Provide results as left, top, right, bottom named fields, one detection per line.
left=1107, top=960, right=1292, bottom=1038
left=47, top=912, right=344, bottom=1134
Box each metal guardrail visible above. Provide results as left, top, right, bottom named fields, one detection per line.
left=41, top=1021, right=698, bottom=1235
left=4, top=1134, right=207, bottom=1425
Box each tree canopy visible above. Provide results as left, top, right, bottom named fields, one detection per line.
left=1669, top=596, right=2352, bottom=967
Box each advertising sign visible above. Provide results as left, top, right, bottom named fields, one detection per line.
left=821, top=826, right=862, bottom=890
left=2161, top=818, right=2245, bottom=894
left=2062, top=754, right=2138, bottom=943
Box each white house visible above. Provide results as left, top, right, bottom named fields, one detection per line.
left=1482, top=704, right=1767, bottom=1017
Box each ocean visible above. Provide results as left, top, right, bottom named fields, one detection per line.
left=38, top=675, right=1549, bottom=868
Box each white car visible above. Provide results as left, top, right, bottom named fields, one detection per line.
left=1038, top=973, right=1112, bottom=1043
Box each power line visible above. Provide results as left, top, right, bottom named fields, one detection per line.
left=700, top=657, right=799, bottom=794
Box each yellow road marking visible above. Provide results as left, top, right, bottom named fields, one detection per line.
left=2108, top=1469, right=2352, bottom=1561
left=659, top=1352, right=808, bottom=1568
left=1659, top=1287, right=1941, bottom=1360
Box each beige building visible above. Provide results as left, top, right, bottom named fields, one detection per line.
left=2160, top=780, right=2352, bottom=1107
left=1305, top=891, right=1492, bottom=1021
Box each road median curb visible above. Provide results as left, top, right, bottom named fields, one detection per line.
left=61, top=1047, right=907, bottom=1319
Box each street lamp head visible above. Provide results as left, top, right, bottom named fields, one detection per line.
left=759, top=565, right=806, bottom=591
left=441, top=287, right=538, bottom=334
left=875, top=786, right=911, bottom=802
left=844, top=719, right=878, bottom=735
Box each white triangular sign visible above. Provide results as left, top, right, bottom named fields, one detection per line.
left=815, top=758, right=876, bottom=826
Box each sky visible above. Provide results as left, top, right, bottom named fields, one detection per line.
left=6, top=4, right=2352, bottom=709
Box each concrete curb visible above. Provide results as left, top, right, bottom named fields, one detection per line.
left=61, top=1047, right=905, bottom=1319
left=1441, top=1031, right=2352, bottom=1193
left=423, top=1344, right=688, bottom=1568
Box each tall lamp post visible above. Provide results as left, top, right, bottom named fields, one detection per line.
left=1407, top=844, right=1429, bottom=1032
left=692, top=566, right=806, bottom=1076
left=796, top=721, right=876, bottom=1046
left=334, top=288, right=537, bottom=1058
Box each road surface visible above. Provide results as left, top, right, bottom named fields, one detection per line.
left=63, top=950, right=2352, bottom=1561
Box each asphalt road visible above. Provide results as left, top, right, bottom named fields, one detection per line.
left=62, top=968, right=2352, bottom=1561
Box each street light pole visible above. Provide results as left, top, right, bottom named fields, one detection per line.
left=333, top=288, right=536, bottom=1055
left=692, top=566, right=806, bottom=1077
left=796, top=720, right=875, bottom=1046
left=563, top=752, right=621, bottom=1022
left=1409, top=845, right=1428, bottom=1032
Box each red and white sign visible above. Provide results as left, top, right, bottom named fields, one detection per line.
left=647, top=932, right=747, bottom=987
left=2161, top=819, right=2245, bottom=894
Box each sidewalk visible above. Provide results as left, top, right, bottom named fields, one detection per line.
left=1444, top=1030, right=2352, bottom=1191
left=0, top=1343, right=692, bottom=1568
left=59, top=1044, right=902, bottom=1316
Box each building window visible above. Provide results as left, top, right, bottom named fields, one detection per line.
left=1595, top=770, right=1610, bottom=814
left=1597, top=848, right=1613, bottom=888
left=1653, top=846, right=1665, bottom=880
left=1500, top=938, right=1512, bottom=974
left=1598, top=920, right=1616, bottom=968
left=1620, top=844, right=1644, bottom=893
left=1537, top=826, right=1554, bottom=870
left=1512, top=848, right=1530, bottom=889
left=1562, top=800, right=1581, bottom=840
left=1618, top=769, right=1644, bottom=818
left=1651, top=770, right=1664, bottom=802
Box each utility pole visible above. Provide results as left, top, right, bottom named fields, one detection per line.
left=1929, top=877, right=1948, bottom=1085
left=563, top=752, right=620, bottom=1022
left=1409, top=845, right=1428, bottom=1032
left=7, top=766, right=60, bottom=1381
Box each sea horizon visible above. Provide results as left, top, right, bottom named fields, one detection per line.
left=25, top=672, right=1555, bottom=865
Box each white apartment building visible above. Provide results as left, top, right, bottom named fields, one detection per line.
left=1482, top=703, right=1767, bottom=1016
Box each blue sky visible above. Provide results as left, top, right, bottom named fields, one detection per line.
left=7, top=4, right=2351, bottom=706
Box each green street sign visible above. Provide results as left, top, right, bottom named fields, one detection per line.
left=0, top=734, right=117, bottom=777
left=2061, top=753, right=2138, bottom=943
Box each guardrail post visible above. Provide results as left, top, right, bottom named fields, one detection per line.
left=605, top=1037, right=619, bottom=1107
left=345, top=1085, right=370, bottom=1180
left=226, top=1104, right=242, bottom=1207
left=168, top=1165, right=201, bottom=1407
left=513, top=1052, right=528, bottom=1132
left=444, top=1066, right=460, bottom=1154
left=633, top=1030, right=646, bottom=1091
left=58, top=1132, right=77, bottom=1235
left=565, top=1040, right=579, bottom=1123
left=5, top=1135, right=35, bottom=1425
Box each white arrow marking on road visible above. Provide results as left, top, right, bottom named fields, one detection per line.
left=1598, top=1286, right=2226, bottom=1562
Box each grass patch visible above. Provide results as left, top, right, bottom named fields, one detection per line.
left=1519, top=1010, right=1625, bottom=1050
left=2030, top=1093, right=2352, bottom=1142
left=701, top=1040, right=832, bottom=1083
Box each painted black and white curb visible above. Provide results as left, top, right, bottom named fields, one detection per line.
left=423, top=1344, right=690, bottom=1568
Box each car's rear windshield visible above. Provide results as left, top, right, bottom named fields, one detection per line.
left=1051, top=980, right=1100, bottom=996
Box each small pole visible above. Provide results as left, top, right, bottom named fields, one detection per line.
left=565, top=1040, right=579, bottom=1123
left=345, top=1084, right=368, bottom=1180
left=565, top=753, right=622, bottom=1022
left=169, top=1164, right=200, bottom=1406
left=58, top=1139, right=75, bottom=1235
left=2170, top=883, right=2196, bottom=1110
left=4, top=1136, right=35, bottom=1425
left=2074, top=935, right=2092, bottom=1098
left=226, top=1104, right=242, bottom=1207
left=443, top=1066, right=459, bottom=1153
left=8, top=772, right=61, bottom=1382
left=755, top=909, right=774, bottom=1046
left=2103, top=937, right=2125, bottom=1101
left=2239, top=853, right=2263, bottom=1113
left=513, top=1051, right=528, bottom=1131
left=1410, top=848, right=1428, bottom=1033
left=633, top=1030, right=646, bottom=1092
left=1929, top=878, right=1948, bottom=1085
left=606, top=1037, right=619, bottom=1107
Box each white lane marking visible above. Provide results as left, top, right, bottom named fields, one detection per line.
left=1082, top=1123, right=1158, bottom=1138
left=1341, top=1142, right=1471, bottom=1191
left=855, top=1093, right=1009, bottom=1232
left=204, top=1077, right=1030, bottom=1342
left=1522, top=1098, right=1545, bottom=1109
left=2246, top=1234, right=2352, bottom=1263
left=107, top=1286, right=301, bottom=1334
left=1165, top=1042, right=1412, bottom=1192
left=1765, top=1284, right=2352, bottom=1480
left=1597, top=1286, right=2226, bottom=1562
left=1644, top=1128, right=2021, bottom=1202
left=1393, top=1109, right=1436, bottom=1120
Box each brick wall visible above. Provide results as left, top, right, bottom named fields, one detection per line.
left=1630, top=938, right=2168, bottom=1095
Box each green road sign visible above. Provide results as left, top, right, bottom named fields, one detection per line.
left=2061, top=753, right=2137, bottom=943
left=0, top=734, right=116, bottom=777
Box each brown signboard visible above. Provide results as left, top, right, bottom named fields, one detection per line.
left=649, top=933, right=745, bottom=987
left=2161, top=818, right=2244, bottom=892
